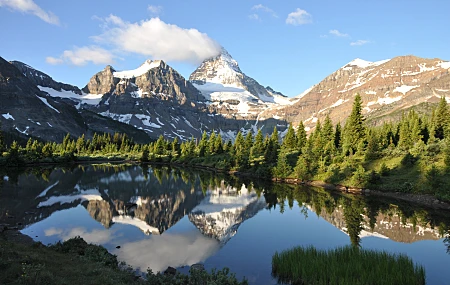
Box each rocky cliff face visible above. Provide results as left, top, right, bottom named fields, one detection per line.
left=83, top=60, right=203, bottom=105
left=265, top=55, right=450, bottom=131
left=10, top=61, right=82, bottom=95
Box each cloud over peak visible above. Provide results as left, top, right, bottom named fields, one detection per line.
left=0, top=0, right=59, bottom=25
left=93, top=15, right=221, bottom=64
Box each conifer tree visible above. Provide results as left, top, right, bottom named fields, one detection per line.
left=342, top=94, right=366, bottom=154
left=214, top=134, right=224, bottom=154
left=274, top=151, right=292, bottom=179
left=250, top=129, right=264, bottom=160
left=322, top=115, right=334, bottom=143
left=296, top=121, right=307, bottom=150
left=334, top=122, right=342, bottom=149
left=432, top=97, right=449, bottom=140
left=208, top=132, right=216, bottom=154
left=282, top=123, right=297, bottom=151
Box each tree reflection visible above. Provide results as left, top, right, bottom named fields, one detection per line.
left=343, top=199, right=364, bottom=247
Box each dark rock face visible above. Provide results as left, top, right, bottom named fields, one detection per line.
left=0, top=56, right=87, bottom=142
left=266, top=86, right=286, bottom=97
left=10, top=61, right=82, bottom=95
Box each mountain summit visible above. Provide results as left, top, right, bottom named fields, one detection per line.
left=190, top=48, right=273, bottom=101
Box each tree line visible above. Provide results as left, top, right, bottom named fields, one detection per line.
left=1, top=94, right=450, bottom=199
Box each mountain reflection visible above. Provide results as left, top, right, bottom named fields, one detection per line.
left=265, top=184, right=450, bottom=246
left=1, top=164, right=450, bottom=274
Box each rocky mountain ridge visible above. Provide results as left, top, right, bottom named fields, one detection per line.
left=2, top=51, right=449, bottom=143
left=264, top=55, right=450, bottom=131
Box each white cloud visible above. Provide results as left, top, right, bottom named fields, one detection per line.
left=45, top=56, right=63, bottom=65
left=92, top=15, right=221, bottom=64
left=329, top=29, right=349, bottom=37
left=248, top=13, right=260, bottom=21
left=286, top=8, right=312, bottom=26
left=0, top=0, right=59, bottom=25
left=251, top=4, right=277, bottom=18
left=46, top=46, right=115, bottom=66
left=350, top=40, right=370, bottom=46
left=147, top=5, right=162, bottom=15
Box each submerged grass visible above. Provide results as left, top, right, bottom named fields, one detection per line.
left=272, top=246, right=425, bottom=285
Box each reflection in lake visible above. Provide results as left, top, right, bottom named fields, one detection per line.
left=1, top=165, right=449, bottom=284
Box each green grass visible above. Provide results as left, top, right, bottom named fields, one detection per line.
left=0, top=235, right=248, bottom=285
left=0, top=237, right=138, bottom=285
left=272, top=246, right=425, bottom=285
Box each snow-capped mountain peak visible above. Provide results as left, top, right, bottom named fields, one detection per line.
left=113, top=60, right=162, bottom=79
left=342, top=58, right=391, bottom=70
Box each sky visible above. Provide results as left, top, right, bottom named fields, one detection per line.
left=1, top=0, right=449, bottom=97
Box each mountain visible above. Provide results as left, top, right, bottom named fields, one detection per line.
left=75, top=58, right=288, bottom=141
left=11, top=61, right=82, bottom=95
left=189, top=48, right=293, bottom=120
left=266, top=55, right=450, bottom=131
left=0, top=56, right=88, bottom=141
left=0, top=57, right=151, bottom=143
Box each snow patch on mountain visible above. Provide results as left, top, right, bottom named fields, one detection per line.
left=2, top=113, right=14, bottom=120
left=438, top=61, right=450, bottom=69
left=36, top=95, right=60, bottom=113
left=113, top=60, right=162, bottom=79
left=342, top=58, right=390, bottom=70
left=367, top=95, right=403, bottom=106
left=38, top=86, right=103, bottom=105
left=394, top=85, right=419, bottom=95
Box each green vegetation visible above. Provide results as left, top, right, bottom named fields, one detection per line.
left=0, top=236, right=247, bottom=285
left=1, top=95, right=450, bottom=201
left=272, top=246, right=425, bottom=285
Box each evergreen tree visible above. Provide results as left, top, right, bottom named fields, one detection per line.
left=282, top=124, right=297, bottom=151
left=296, top=121, right=307, bottom=150
left=154, top=135, right=165, bottom=155
left=322, top=115, right=335, bottom=143
left=208, top=132, right=216, bottom=154
left=432, top=97, right=450, bottom=140
left=274, top=151, right=292, bottom=179
left=342, top=94, right=366, bottom=154
left=294, top=155, right=310, bottom=181
left=334, top=122, right=342, bottom=149
left=171, top=138, right=181, bottom=157
left=214, top=134, right=224, bottom=154
left=244, top=132, right=253, bottom=151
left=140, top=145, right=149, bottom=162
left=197, top=131, right=209, bottom=157
left=250, top=129, right=264, bottom=160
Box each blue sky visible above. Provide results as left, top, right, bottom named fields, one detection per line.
left=1, top=0, right=449, bottom=97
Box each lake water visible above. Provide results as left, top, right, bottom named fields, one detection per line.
left=1, top=164, right=449, bottom=284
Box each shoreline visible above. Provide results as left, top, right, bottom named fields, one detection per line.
left=2, top=158, right=450, bottom=211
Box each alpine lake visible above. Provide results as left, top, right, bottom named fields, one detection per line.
left=1, top=164, right=449, bottom=284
